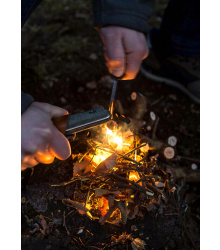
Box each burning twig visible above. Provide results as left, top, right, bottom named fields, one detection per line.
left=99, top=202, right=118, bottom=225
left=107, top=173, right=162, bottom=195
left=123, top=143, right=147, bottom=158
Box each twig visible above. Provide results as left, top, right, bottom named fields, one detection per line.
left=63, top=211, right=70, bottom=236
left=65, top=210, right=77, bottom=219
left=174, top=155, right=200, bottom=164
left=123, top=143, right=147, bottom=157
left=51, top=178, right=78, bottom=187
left=99, top=202, right=118, bottom=225
left=151, top=96, right=164, bottom=106
left=85, top=180, right=93, bottom=209
left=152, top=117, right=160, bottom=140
left=107, top=173, right=162, bottom=195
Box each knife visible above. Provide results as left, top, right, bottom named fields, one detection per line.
left=52, top=76, right=123, bottom=138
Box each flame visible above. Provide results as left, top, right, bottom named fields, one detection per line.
left=129, top=171, right=140, bottom=182
left=105, top=126, right=123, bottom=150
left=90, top=148, right=112, bottom=166
left=90, top=126, right=134, bottom=165
left=99, top=197, right=109, bottom=217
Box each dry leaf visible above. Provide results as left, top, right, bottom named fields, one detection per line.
left=95, top=153, right=117, bottom=175
left=131, top=238, right=146, bottom=250
left=108, top=194, right=115, bottom=208
left=38, top=215, right=50, bottom=236
left=73, top=156, right=93, bottom=176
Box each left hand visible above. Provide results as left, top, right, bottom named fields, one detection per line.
left=99, top=26, right=149, bottom=80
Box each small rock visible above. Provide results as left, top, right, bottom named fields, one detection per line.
left=147, top=126, right=151, bottom=131
left=98, top=75, right=114, bottom=89
left=86, top=80, right=97, bottom=89
left=60, top=97, right=67, bottom=104
left=131, top=225, right=138, bottom=231
left=77, top=86, right=85, bottom=93
left=41, top=81, right=54, bottom=89
left=77, top=228, right=84, bottom=234
left=168, top=94, right=177, bottom=100
left=75, top=12, right=87, bottom=19
left=89, top=53, right=98, bottom=60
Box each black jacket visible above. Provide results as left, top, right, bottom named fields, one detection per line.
left=21, top=0, right=154, bottom=114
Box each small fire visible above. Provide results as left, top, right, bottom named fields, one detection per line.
left=129, top=171, right=140, bottom=182
left=90, top=148, right=112, bottom=166
left=89, top=125, right=134, bottom=166
left=106, top=126, right=123, bottom=150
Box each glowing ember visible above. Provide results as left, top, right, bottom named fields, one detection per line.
left=129, top=171, right=140, bottom=182
left=90, top=149, right=112, bottom=166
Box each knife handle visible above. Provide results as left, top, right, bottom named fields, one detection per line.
left=52, top=114, right=69, bottom=134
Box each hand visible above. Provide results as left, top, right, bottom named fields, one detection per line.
left=21, top=102, right=71, bottom=171
left=99, top=26, right=149, bottom=80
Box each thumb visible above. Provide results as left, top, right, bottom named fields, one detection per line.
left=32, top=102, right=69, bottom=118
left=100, top=29, right=125, bottom=77
left=49, top=128, right=71, bottom=160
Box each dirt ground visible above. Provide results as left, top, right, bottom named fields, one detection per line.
left=21, top=0, right=200, bottom=249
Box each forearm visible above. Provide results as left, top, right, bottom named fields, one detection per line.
left=21, top=91, right=34, bottom=114
left=93, top=0, right=155, bottom=33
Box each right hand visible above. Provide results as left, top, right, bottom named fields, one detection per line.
left=21, top=102, right=71, bottom=171
left=99, top=26, right=149, bottom=80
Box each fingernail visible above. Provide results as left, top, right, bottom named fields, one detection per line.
left=112, top=69, right=124, bottom=77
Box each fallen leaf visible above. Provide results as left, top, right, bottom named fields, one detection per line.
left=131, top=238, right=146, bottom=250
left=86, top=80, right=97, bottom=89
left=95, top=153, right=117, bottom=175
left=73, top=156, right=93, bottom=176
left=38, top=215, right=50, bottom=236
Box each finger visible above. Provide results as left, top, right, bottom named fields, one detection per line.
left=122, top=32, right=149, bottom=80
left=33, top=102, right=69, bottom=118
left=21, top=155, right=39, bottom=171
left=49, top=129, right=71, bottom=160
left=35, top=148, right=55, bottom=164
left=101, top=32, right=125, bottom=77
left=123, top=52, right=143, bottom=80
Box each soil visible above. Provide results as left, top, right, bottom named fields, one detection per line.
left=21, top=0, right=200, bottom=249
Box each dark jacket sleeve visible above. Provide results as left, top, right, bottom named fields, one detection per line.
left=21, top=91, right=34, bottom=114
left=92, top=0, right=155, bottom=33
